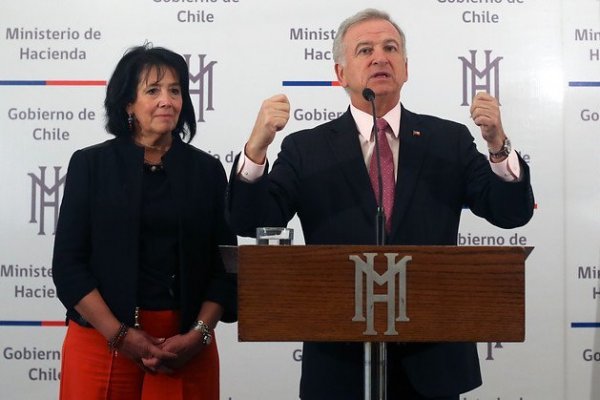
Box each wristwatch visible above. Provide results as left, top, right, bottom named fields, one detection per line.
left=488, top=137, right=511, bottom=162
left=190, top=320, right=213, bottom=346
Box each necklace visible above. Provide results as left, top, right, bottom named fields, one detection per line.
left=143, top=158, right=164, bottom=172
left=134, top=138, right=171, bottom=152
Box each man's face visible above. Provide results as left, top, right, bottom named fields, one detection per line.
left=335, top=19, right=408, bottom=108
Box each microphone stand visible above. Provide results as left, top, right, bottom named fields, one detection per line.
left=362, top=88, right=387, bottom=400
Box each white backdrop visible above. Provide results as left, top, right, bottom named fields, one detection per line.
left=1, top=1, right=599, bottom=399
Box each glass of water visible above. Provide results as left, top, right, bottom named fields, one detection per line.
left=256, top=227, right=294, bottom=245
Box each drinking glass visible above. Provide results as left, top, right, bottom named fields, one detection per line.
left=256, top=227, right=294, bottom=245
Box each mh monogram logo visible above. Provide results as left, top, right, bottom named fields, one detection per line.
left=350, top=253, right=411, bottom=335
left=459, top=50, right=503, bottom=106
left=184, top=54, right=217, bottom=123
left=28, top=166, right=65, bottom=235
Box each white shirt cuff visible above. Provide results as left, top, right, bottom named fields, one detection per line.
left=490, top=150, right=521, bottom=182
left=236, top=150, right=266, bottom=183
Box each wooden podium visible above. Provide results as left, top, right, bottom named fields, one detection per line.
left=221, top=244, right=531, bottom=399
left=223, top=245, right=531, bottom=343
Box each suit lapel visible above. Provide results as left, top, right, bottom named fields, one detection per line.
left=322, top=108, right=431, bottom=238
left=389, top=107, right=430, bottom=238
left=114, top=136, right=144, bottom=209
left=162, top=135, right=187, bottom=222
left=326, top=110, right=378, bottom=226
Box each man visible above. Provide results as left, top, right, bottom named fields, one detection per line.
left=226, top=8, right=534, bottom=400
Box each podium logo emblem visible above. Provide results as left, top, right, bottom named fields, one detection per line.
left=350, top=253, right=411, bottom=335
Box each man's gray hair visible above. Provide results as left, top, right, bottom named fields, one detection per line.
left=332, top=8, right=407, bottom=65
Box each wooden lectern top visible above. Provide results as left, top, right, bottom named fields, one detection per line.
left=224, top=245, right=531, bottom=344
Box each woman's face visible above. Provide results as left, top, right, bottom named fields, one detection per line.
left=126, top=66, right=183, bottom=137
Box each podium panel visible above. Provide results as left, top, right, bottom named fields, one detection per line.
left=236, top=245, right=530, bottom=343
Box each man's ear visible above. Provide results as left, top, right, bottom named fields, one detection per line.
left=335, top=63, right=347, bottom=87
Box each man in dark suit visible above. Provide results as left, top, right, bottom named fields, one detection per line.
left=226, top=8, right=534, bottom=400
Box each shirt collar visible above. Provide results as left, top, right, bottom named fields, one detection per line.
left=350, top=101, right=401, bottom=142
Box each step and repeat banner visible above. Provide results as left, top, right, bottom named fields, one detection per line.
left=1, top=0, right=598, bottom=399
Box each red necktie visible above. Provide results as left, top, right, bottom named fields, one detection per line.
left=369, top=118, right=395, bottom=233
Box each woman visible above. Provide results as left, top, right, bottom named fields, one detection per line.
left=52, top=44, right=237, bottom=400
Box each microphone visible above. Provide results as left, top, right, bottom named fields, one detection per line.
left=362, top=88, right=385, bottom=245
left=362, top=88, right=375, bottom=102
left=362, top=87, right=388, bottom=400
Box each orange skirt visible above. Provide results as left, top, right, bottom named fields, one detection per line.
left=59, top=310, right=219, bottom=400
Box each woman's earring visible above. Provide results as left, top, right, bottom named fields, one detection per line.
left=127, top=114, right=134, bottom=131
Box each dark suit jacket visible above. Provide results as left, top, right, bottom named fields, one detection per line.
left=52, top=134, right=237, bottom=332
left=226, top=106, right=534, bottom=399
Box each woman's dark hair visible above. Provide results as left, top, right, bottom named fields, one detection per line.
left=104, top=44, right=196, bottom=142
